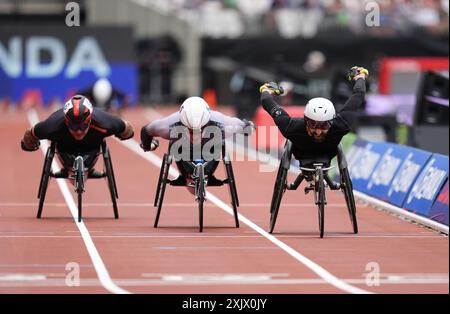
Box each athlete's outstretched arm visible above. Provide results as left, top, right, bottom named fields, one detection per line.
left=260, top=91, right=301, bottom=139
left=209, top=111, right=254, bottom=137
left=21, top=110, right=64, bottom=151
left=337, top=77, right=367, bottom=128
left=117, top=120, right=134, bottom=140
left=140, top=112, right=178, bottom=151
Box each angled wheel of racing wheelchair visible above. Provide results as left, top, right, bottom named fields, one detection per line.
left=269, top=140, right=293, bottom=234
left=223, top=152, right=240, bottom=228
left=337, top=145, right=358, bottom=234
left=102, top=141, right=119, bottom=219
left=37, top=142, right=56, bottom=219
left=153, top=152, right=172, bottom=228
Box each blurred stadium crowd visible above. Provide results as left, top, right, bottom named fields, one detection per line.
left=146, top=0, right=449, bottom=38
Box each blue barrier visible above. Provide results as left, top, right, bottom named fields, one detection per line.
left=348, top=141, right=387, bottom=194
left=429, top=180, right=449, bottom=226
left=346, top=139, right=448, bottom=226
left=345, top=139, right=368, bottom=166
left=365, top=144, right=410, bottom=202
left=404, top=154, right=449, bottom=218
left=386, top=148, right=432, bottom=207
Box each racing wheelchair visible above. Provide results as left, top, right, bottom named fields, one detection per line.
left=37, top=140, right=119, bottom=222
left=153, top=142, right=240, bottom=232
left=269, top=140, right=358, bottom=238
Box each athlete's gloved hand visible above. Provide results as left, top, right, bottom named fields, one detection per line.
left=259, top=82, right=285, bottom=96
left=116, top=120, right=134, bottom=141
left=347, top=66, right=369, bottom=82
left=141, top=138, right=159, bottom=152
left=242, top=119, right=256, bottom=136
left=21, top=139, right=40, bottom=152
left=116, top=131, right=134, bottom=141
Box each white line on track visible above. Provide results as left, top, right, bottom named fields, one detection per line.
left=0, top=275, right=447, bottom=287
left=116, top=137, right=373, bottom=294
left=0, top=202, right=347, bottom=208
left=27, top=109, right=130, bottom=294
left=0, top=234, right=444, bottom=239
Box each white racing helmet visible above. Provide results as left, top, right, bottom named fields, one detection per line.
left=93, top=78, right=112, bottom=105
left=304, top=97, right=336, bottom=129
left=179, top=97, right=211, bottom=130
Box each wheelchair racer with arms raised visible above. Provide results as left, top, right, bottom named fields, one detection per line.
left=259, top=66, right=369, bottom=166
left=140, top=96, right=255, bottom=190
left=21, top=95, right=134, bottom=178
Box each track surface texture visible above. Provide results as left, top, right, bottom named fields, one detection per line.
left=0, top=107, right=447, bottom=294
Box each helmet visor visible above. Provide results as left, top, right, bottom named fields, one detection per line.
left=305, top=118, right=332, bottom=130
left=66, top=121, right=90, bottom=131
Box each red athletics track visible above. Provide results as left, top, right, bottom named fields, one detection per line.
left=0, top=107, right=447, bottom=294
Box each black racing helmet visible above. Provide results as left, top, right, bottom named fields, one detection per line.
left=63, top=95, right=93, bottom=131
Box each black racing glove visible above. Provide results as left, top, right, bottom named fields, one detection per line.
left=347, top=66, right=369, bottom=82
left=116, top=131, right=134, bottom=141
left=140, top=137, right=159, bottom=152
left=21, top=140, right=40, bottom=152
left=242, top=119, right=256, bottom=136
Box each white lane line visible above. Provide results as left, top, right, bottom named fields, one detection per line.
left=0, top=202, right=347, bottom=208
left=0, top=234, right=444, bottom=239
left=152, top=246, right=277, bottom=250
left=116, top=138, right=372, bottom=294
left=27, top=109, right=130, bottom=295
left=0, top=275, right=447, bottom=287
left=0, top=264, right=93, bottom=268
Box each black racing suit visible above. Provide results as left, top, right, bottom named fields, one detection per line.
left=32, top=108, right=127, bottom=170
left=261, top=78, right=366, bottom=166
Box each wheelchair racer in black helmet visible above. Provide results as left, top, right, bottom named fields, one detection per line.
left=21, top=95, right=134, bottom=177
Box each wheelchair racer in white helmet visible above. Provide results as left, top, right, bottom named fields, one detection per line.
left=140, top=96, right=255, bottom=188
left=259, top=66, right=369, bottom=164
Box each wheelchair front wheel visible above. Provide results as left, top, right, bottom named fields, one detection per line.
left=74, top=157, right=85, bottom=222
left=195, top=164, right=206, bottom=233
left=316, top=169, right=325, bottom=239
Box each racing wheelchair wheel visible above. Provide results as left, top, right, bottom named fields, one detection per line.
left=195, top=164, right=206, bottom=233
left=74, top=156, right=85, bottom=223
left=269, top=141, right=293, bottom=234
left=37, top=142, right=56, bottom=219
left=316, top=168, right=326, bottom=239
left=102, top=142, right=119, bottom=219
left=224, top=153, right=239, bottom=228
left=341, top=167, right=358, bottom=234
left=154, top=153, right=172, bottom=228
